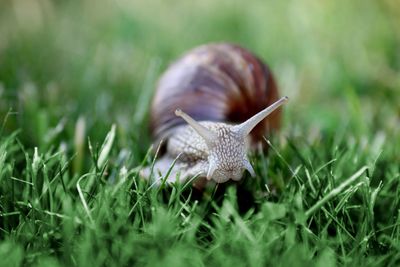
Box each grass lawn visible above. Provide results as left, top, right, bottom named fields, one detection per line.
left=0, top=0, right=399, bottom=266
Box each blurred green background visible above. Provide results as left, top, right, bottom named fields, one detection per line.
left=0, top=0, right=399, bottom=162
left=1, top=1, right=400, bottom=266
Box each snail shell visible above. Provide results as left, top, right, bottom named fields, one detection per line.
left=150, top=43, right=281, bottom=147
left=144, top=43, right=285, bottom=186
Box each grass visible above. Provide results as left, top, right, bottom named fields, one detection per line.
left=0, top=0, right=400, bottom=266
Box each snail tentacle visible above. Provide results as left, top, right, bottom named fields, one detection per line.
left=233, top=96, right=289, bottom=137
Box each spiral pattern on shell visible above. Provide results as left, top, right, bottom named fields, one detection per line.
left=150, top=43, right=281, bottom=147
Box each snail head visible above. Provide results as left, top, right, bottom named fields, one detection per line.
left=175, top=96, right=288, bottom=183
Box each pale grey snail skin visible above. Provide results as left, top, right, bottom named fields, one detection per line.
left=141, top=96, right=288, bottom=186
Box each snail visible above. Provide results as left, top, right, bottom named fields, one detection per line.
left=141, top=43, right=288, bottom=187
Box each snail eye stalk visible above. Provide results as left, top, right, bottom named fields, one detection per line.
left=175, top=109, right=217, bottom=147
left=233, top=96, right=289, bottom=137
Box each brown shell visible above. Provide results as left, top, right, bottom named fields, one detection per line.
left=150, top=43, right=281, bottom=146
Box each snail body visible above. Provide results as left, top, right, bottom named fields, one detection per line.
left=142, top=43, right=287, bottom=185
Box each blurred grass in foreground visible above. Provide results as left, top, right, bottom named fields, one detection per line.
left=0, top=0, right=399, bottom=266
